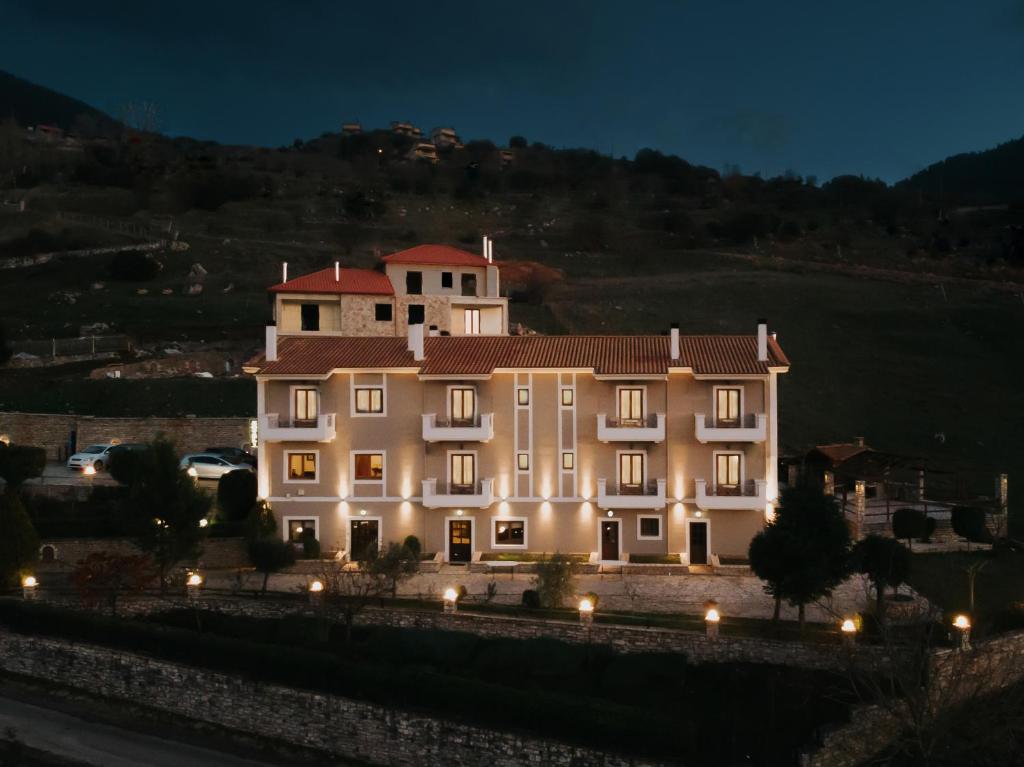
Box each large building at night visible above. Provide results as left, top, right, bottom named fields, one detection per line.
left=245, top=242, right=790, bottom=565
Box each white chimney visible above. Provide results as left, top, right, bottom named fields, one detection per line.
left=335, top=261, right=340, bottom=281
left=757, top=319, right=768, bottom=362
left=282, top=262, right=288, bottom=283
left=428, top=325, right=440, bottom=337
left=670, top=323, right=680, bottom=361
left=482, top=235, right=489, bottom=260
left=407, top=322, right=424, bottom=361
left=265, top=325, right=278, bottom=362
left=487, top=239, right=493, bottom=263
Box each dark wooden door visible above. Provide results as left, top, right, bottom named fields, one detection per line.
left=350, top=519, right=379, bottom=560
left=449, top=520, right=472, bottom=562
left=601, top=521, right=619, bottom=561
left=689, top=522, right=708, bottom=565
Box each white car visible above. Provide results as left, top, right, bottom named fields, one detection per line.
left=67, top=443, right=118, bottom=472
left=179, top=453, right=254, bottom=480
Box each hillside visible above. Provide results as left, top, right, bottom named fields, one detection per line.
left=899, top=133, right=1024, bottom=205
left=0, top=69, right=119, bottom=134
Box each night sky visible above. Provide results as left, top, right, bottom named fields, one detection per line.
left=2, top=0, right=1023, bottom=182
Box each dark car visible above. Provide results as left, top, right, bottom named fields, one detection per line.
left=204, top=447, right=257, bottom=467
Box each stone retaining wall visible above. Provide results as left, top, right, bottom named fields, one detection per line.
left=0, top=411, right=250, bottom=461
left=37, top=538, right=250, bottom=570
left=0, top=630, right=666, bottom=767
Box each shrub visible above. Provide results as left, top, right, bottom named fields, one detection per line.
left=533, top=552, right=577, bottom=608
left=951, top=506, right=991, bottom=544
left=108, top=447, right=148, bottom=486
left=892, top=508, right=932, bottom=548
left=402, top=535, right=422, bottom=560
left=217, top=469, right=257, bottom=522
left=301, top=530, right=321, bottom=559
left=0, top=493, right=39, bottom=586
left=108, top=250, right=159, bottom=281
left=849, top=535, right=911, bottom=623
left=521, top=589, right=541, bottom=609
left=247, top=538, right=296, bottom=594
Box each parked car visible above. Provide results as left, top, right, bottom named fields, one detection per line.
left=204, top=447, right=257, bottom=467
left=179, top=453, right=254, bottom=480
left=67, top=443, right=119, bottom=472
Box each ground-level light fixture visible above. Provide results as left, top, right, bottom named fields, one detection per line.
left=578, top=597, right=594, bottom=627
left=21, top=575, right=38, bottom=600
left=83, top=465, right=96, bottom=476
left=953, top=614, right=972, bottom=651
left=309, top=579, right=324, bottom=605
left=443, top=587, right=459, bottom=613
left=840, top=618, right=857, bottom=647
left=198, top=518, right=209, bottom=528
left=186, top=572, right=203, bottom=600
left=704, top=606, right=721, bottom=639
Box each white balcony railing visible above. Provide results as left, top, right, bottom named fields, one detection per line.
left=422, top=478, right=494, bottom=509
left=259, top=413, right=336, bottom=442
left=596, top=478, right=667, bottom=509
left=694, top=478, right=768, bottom=510
left=596, top=413, right=666, bottom=443
left=694, top=413, right=767, bottom=443
left=422, top=413, right=495, bottom=443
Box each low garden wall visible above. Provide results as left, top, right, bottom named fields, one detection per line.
left=0, top=629, right=667, bottom=767
left=38, top=538, right=250, bottom=570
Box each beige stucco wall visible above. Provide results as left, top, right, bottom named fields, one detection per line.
left=276, top=295, right=342, bottom=333
left=386, top=263, right=490, bottom=297
left=260, top=370, right=773, bottom=561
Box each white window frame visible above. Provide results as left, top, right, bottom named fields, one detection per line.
left=446, top=384, right=478, bottom=421
left=351, top=450, right=386, bottom=485
left=348, top=515, right=383, bottom=557
left=615, top=449, right=647, bottom=491
left=289, top=385, right=320, bottom=424
left=713, top=385, right=744, bottom=427
left=491, top=516, right=528, bottom=549
left=516, top=452, right=530, bottom=472
left=712, top=450, right=744, bottom=492
left=636, top=514, right=664, bottom=541
left=447, top=449, right=479, bottom=489
left=283, top=449, right=319, bottom=484
left=351, top=375, right=387, bottom=418
left=464, top=308, right=481, bottom=335
left=561, top=451, right=574, bottom=471
left=615, top=384, right=647, bottom=421
left=281, top=515, right=320, bottom=543
left=560, top=387, right=574, bottom=408
left=445, top=515, right=475, bottom=563
left=686, top=518, right=713, bottom=565
left=516, top=387, right=530, bottom=407
left=597, top=517, right=623, bottom=562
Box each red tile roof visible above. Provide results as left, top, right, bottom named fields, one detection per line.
left=269, top=267, right=394, bottom=295
left=251, top=334, right=790, bottom=377
left=380, top=244, right=491, bottom=268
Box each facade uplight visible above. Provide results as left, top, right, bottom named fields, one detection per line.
left=443, top=587, right=459, bottom=613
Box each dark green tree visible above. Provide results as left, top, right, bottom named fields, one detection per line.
left=0, top=492, right=39, bottom=586
left=247, top=537, right=296, bottom=595
left=217, top=469, right=257, bottom=522
left=124, top=438, right=211, bottom=591
left=365, top=541, right=418, bottom=598
left=892, top=508, right=934, bottom=550
left=951, top=506, right=991, bottom=547
left=533, top=552, right=577, bottom=608
left=0, top=444, right=46, bottom=490
left=243, top=499, right=277, bottom=540
left=849, top=535, right=911, bottom=624
left=749, top=523, right=803, bottom=623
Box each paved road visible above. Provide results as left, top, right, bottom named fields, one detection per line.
left=0, top=694, right=282, bottom=767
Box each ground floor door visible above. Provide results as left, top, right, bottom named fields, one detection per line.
left=689, top=521, right=708, bottom=565
left=350, top=519, right=379, bottom=560
left=600, top=520, right=620, bottom=561
left=448, top=519, right=472, bottom=562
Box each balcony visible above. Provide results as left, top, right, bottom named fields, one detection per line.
left=422, top=478, right=494, bottom=509
left=422, top=413, right=495, bottom=443
left=596, top=413, right=666, bottom=443
left=259, top=413, right=336, bottom=442
left=694, top=413, right=767, bottom=443
left=695, top=478, right=768, bottom=511
left=596, top=478, right=667, bottom=510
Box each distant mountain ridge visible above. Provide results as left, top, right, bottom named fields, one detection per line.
left=0, top=69, right=119, bottom=133
left=898, top=134, right=1024, bottom=205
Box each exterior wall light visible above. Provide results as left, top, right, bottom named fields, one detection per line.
left=953, top=614, right=971, bottom=650
left=578, top=597, right=594, bottom=627
left=455, top=509, right=464, bottom=516
left=359, top=509, right=368, bottom=516
left=694, top=510, right=703, bottom=518
left=606, top=510, right=614, bottom=518
left=21, top=575, right=38, bottom=600
left=443, top=587, right=459, bottom=613
left=704, top=607, right=720, bottom=639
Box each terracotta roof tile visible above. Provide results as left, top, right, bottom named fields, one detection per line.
left=380, top=244, right=491, bottom=268
left=252, top=334, right=790, bottom=377
left=269, top=267, right=394, bottom=295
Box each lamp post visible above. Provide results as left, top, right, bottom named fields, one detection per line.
left=578, top=597, right=594, bottom=627
left=953, top=614, right=971, bottom=651
left=840, top=618, right=858, bottom=648
left=443, top=587, right=459, bottom=614
left=309, top=579, right=324, bottom=607
left=21, top=575, right=38, bottom=601
left=704, top=607, right=720, bottom=640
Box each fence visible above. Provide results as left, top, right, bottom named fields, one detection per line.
left=9, top=334, right=132, bottom=359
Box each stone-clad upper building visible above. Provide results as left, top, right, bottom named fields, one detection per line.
left=246, top=242, right=790, bottom=566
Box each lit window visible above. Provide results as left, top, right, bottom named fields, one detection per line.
left=354, top=453, right=384, bottom=481
left=716, top=453, right=741, bottom=493
left=287, top=453, right=317, bottom=481
left=293, top=388, right=318, bottom=423
left=562, top=452, right=574, bottom=470
left=450, top=387, right=476, bottom=423
left=517, top=453, right=530, bottom=471
left=716, top=388, right=741, bottom=426
left=619, top=453, right=644, bottom=491
left=495, top=520, right=525, bottom=546
left=288, top=519, right=316, bottom=542
left=464, top=308, right=481, bottom=335
left=355, top=387, right=384, bottom=414
left=561, top=388, right=574, bottom=407
left=618, top=388, right=644, bottom=423
left=517, top=388, right=530, bottom=406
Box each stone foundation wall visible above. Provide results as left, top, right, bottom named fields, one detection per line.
left=0, top=630, right=666, bottom=767
left=38, top=538, right=250, bottom=570
left=0, top=411, right=250, bottom=461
